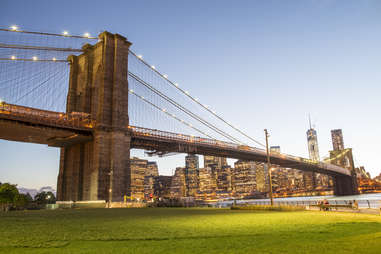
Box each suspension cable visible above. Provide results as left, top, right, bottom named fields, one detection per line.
left=0, top=43, right=83, bottom=52
left=129, top=50, right=265, bottom=147
left=129, top=89, right=215, bottom=139
left=0, top=58, right=68, bottom=63
left=0, top=28, right=97, bottom=39
left=15, top=67, right=64, bottom=104
left=129, top=71, right=244, bottom=145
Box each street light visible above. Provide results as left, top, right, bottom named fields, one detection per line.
left=108, top=169, right=113, bottom=208
left=264, top=129, right=274, bottom=206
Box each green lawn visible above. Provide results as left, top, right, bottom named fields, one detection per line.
left=0, top=208, right=380, bottom=254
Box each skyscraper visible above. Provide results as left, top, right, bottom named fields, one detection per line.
left=270, top=146, right=281, bottom=153
left=130, top=157, right=148, bottom=200
left=331, top=129, right=344, bottom=151
left=185, top=154, right=199, bottom=169
left=232, top=160, right=257, bottom=197
left=147, top=161, right=159, bottom=176
left=170, top=167, right=186, bottom=197
left=185, top=154, right=199, bottom=196
left=305, top=118, right=319, bottom=192
left=204, top=155, right=227, bottom=168
left=306, top=119, right=320, bottom=162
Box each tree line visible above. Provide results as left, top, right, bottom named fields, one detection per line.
left=0, top=182, right=56, bottom=212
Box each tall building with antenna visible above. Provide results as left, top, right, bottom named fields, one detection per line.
left=304, top=116, right=319, bottom=192
left=306, top=116, right=320, bottom=162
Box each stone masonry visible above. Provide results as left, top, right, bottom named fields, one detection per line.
left=57, top=32, right=132, bottom=202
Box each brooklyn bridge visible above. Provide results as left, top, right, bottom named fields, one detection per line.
left=0, top=28, right=358, bottom=202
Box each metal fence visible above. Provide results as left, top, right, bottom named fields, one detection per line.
left=246, top=199, right=381, bottom=209
left=217, top=199, right=381, bottom=209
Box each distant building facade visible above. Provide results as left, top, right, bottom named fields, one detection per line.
left=147, top=162, right=159, bottom=177
left=328, top=129, right=358, bottom=192
left=305, top=124, right=320, bottom=192
left=170, top=167, right=186, bottom=198
left=203, top=156, right=231, bottom=197
left=130, top=157, right=147, bottom=200
left=198, top=167, right=217, bottom=199
left=153, top=176, right=172, bottom=198
left=185, top=154, right=199, bottom=197
left=216, top=165, right=232, bottom=195
left=270, top=146, right=281, bottom=153
left=307, top=128, right=320, bottom=162
left=131, top=144, right=344, bottom=202
left=204, top=155, right=227, bottom=168
left=331, top=129, right=345, bottom=151
left=256, top=163, right=267, bottom=193
left=232, top=160, right=257, bottom=197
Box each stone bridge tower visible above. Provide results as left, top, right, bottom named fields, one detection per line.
left=57, top=32, right=132, bottom=202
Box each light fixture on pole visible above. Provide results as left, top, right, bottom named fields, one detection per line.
left=108, top=168, right=113, bottom=208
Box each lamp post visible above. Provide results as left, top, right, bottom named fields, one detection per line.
left=108, top=169, right=113, bottom=208
left=264, top=129, right=274, bottom=206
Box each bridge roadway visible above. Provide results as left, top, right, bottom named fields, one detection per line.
left=0, top=103, right=93, bottom=146
left=0, top=103, right=350, bottom=177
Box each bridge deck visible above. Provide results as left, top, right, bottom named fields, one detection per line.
left=129, top=126, right=351, bottom=177
left=0, top=103, right=93, bottom=146
left=0, top=103, right=351, bottom=177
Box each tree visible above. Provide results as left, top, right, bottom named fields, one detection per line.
left=34, top=191, right=56, bottom=205
left=25, top=193, right=33, bottom=202
left=14, top=193, right=30, bottom=209
left=0, top=183, right=19, bottom=211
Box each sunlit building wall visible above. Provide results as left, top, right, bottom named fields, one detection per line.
left=130, top=157, right=147, bottom=200
left=185, top=154, right=199, bottom=197
left=331, top=129, right=345, bottom=151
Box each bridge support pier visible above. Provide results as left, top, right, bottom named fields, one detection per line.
left=57, top=32, right=132, bottom=202
left=333, top=172, right=359, bottom=196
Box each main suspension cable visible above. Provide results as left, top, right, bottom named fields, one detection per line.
left=0, top=58, right=68, bottom=63
left=0, top=43, right=83, bottom=52
left=0, top=28, right=97, bottom=39
left=129, top=89, right=215, bottom=139
left=129, top=71, right=244, bottom=145
left=129, top=50, right=265, bottom=147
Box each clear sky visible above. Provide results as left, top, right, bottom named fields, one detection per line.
left=1, top=0, right=381, bottom=189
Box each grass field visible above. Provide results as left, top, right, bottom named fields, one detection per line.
left=0, top=208, right=380, bottom=254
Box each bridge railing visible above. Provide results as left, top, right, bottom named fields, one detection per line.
left=0, top=102, right=95, bottom=130
left=129, top=125, right=240, bottom=149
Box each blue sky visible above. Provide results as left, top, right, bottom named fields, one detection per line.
left=1, top=0, right=381, bottom=189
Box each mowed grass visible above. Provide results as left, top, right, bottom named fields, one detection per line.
left=0, top=208, right=381, bottom=254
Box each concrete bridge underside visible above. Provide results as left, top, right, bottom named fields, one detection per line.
left=0, top=119, right=92, bottom=147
